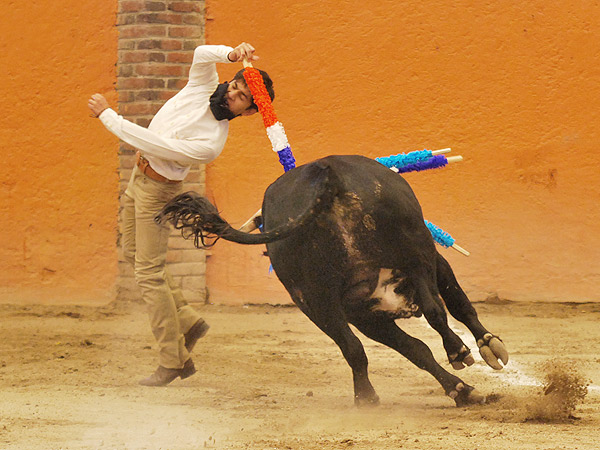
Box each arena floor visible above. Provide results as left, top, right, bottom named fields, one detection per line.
left=1, top=300, right=598, bottom=449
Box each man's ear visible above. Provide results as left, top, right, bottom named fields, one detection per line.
left=241, top=107, right=258, bottom=117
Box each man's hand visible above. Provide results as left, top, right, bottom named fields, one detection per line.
left=228, top=42, right=259, bottom=63
left=88, top=93, right=110, bottom=118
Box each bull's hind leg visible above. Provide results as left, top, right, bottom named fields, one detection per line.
left=436, top=253, right=509, bottom=370
left=349, top=314, right=484, bottom=407
left=413, top=279, right=475, bottom=370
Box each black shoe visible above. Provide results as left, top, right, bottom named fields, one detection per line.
left=184, top=319, right=210, bottom=352
left=138, top=358, right=196, bottom=386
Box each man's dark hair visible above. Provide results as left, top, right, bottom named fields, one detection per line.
left=233, top=68, right=275, bottom=112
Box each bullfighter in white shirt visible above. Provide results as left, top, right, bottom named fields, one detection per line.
left=88, top=42, right=275, bottom=386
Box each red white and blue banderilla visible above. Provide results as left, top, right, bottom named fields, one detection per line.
left=240, top=63, right=469, bottom=256
left=242, top=66, right=296, bottom=172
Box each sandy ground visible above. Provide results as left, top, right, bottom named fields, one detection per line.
left=0, top=299, right=599, bottom=450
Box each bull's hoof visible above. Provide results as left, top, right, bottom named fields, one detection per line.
left=449, top=345, right=475, bottom=370
left=477, top=333, right=509, bottom=370
left=354, top=393, right=380, bottom=408
left=448, top=382, right=485, bottom=407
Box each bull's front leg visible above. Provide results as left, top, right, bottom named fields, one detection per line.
left=436, top=253, right=509, bottom=370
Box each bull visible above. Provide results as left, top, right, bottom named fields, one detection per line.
left=157, top=154, right=508, bottom=407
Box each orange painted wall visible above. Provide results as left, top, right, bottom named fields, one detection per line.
left=206, top=1, right=600, bottom=303
left=0, top=1, right=119, bottom=304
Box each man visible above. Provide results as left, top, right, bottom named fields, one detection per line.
left=87, top=42, right=274, bottom=386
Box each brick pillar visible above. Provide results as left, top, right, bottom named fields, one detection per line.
left=115, top=0, right=208, bottom=303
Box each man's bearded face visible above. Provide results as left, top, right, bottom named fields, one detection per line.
left=209, top=82, right=237, bottom=121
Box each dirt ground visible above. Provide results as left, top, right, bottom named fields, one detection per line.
left=0, top=299, right=599, bottom=450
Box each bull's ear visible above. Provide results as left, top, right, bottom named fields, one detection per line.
left=241, top=107, right=258, bottom=116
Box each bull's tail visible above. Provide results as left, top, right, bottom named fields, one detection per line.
left=156, top=164, right=333, bottom=248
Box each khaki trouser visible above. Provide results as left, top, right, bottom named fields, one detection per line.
left=121, top=165, right=202, bottom=369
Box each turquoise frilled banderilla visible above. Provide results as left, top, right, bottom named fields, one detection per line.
left=424, top=220, right=455, bottom=248
left=376, top=148, right=469, bottom=256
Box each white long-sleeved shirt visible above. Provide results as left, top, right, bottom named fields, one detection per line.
left=99, top=45, right=234, bottom=180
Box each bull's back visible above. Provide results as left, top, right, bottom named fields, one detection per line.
left=262, top=155, right=435, bottom=268
left=262, top=155, right=424, bottom=232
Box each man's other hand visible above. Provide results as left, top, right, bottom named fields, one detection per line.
left=88, top=93, right=110, bottom=118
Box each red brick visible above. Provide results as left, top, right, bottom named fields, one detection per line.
left=159, top=40, right=184, bottom=50
left=168, top=26, right=201, bottom=38
left=168, top=2, right=201, bottom=13
left=117, top=78, right=147, bottom=90
left=145, top=1, right=166, bottom=11
left=166, top=52, right=194, bottom=64
left=118, top=90, right=135, bottom=103
left=182, top=15, right=202, bottom=25
left=118, top=39, right=136, bottom=50
left=134, top=117, right=152, bottom=127
left=119, top=50, right=164, bottom=63
left=119, top=51, right=151, bottom=63
left=148, top=78, right=167, bottom=89
left=117, top=77, right=165, bottom=89
left=119, top=25, right=166, bottom=39
left=119, top=0, right=145, bottom=13
left=183, top=40, right=201, bottom=51
left=134, top=90, right=162, bottom=101
left=167, top=79, right=187, bottom=90
left=118, top=65, right=134, bottom=77
left=137, top=12, right=183, bottom=24
left=119, top=143, right=138, bottom=154
left=137, top=39, right=161, bottom=50
left=117, top=14, right=136, bottom=26
left=149, top=52, right=166, bottom=62
left=158, top=91, right=178, bottom=101
left=135, top=64, right=183, bottom=77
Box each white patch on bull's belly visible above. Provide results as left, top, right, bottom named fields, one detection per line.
left=370, top=268, right=416, bottom=317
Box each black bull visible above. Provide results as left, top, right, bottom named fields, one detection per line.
left=158, top=154, right=508, bottom=407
